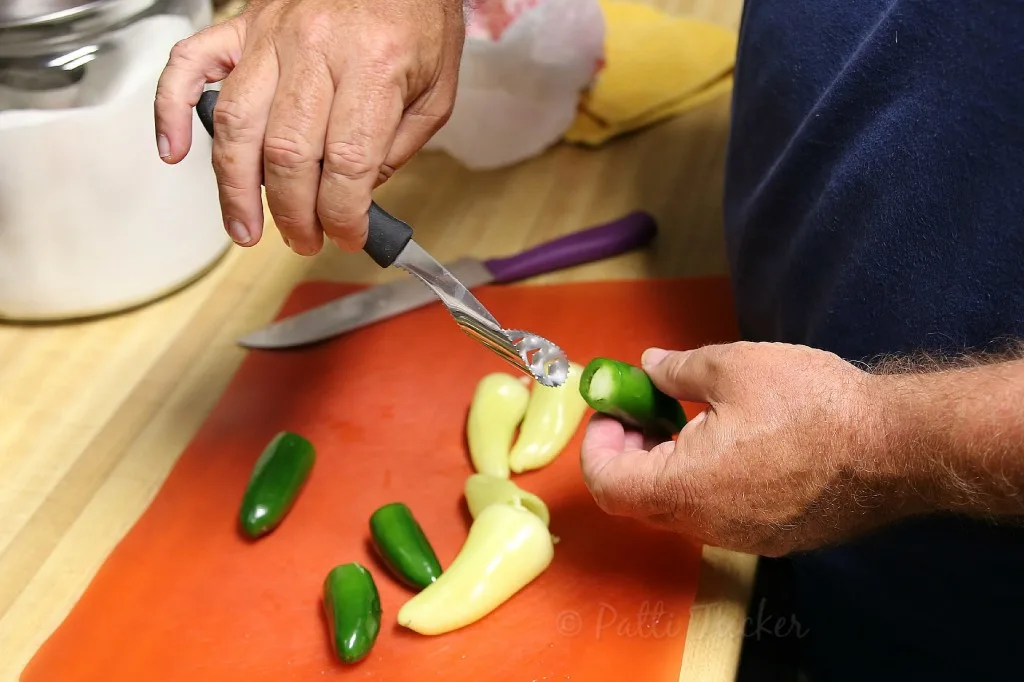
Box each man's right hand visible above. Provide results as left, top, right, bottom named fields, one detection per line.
left=153, top=0, right=466, bottom=256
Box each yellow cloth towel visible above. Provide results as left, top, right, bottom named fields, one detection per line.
left=563, top=0, right=738, bottom=146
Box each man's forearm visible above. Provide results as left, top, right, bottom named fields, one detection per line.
left=876, top=354, right=1024, bottom=518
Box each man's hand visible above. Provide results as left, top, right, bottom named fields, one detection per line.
left=154, top=0, right=466, bottom=255
left=580, top=342, right=909, bottom=557
left=580, top=341, right=1024, bottom=556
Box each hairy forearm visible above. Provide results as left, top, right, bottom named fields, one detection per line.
left=873, top=353, right=1024, bottom=518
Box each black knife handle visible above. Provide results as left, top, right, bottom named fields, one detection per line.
left=364, top=202, right=414, bottom=267
left=193, top=89, right=412, bottom=267
left=195, top=88, right=217, bottom=138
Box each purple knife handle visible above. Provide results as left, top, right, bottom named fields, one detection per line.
left=482, top=211, right=657, bottom=283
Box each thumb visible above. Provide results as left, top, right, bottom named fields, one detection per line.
left=154, top=18, right=247, bottom=163
left=641, top=345, right=730, bottom=403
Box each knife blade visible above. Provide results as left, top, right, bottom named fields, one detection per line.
left=238, top=210, right=657, bottom=349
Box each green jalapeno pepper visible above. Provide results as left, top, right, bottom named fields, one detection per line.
left=579, top=357, right=687, bottom=435
left=369, top=502, right=443, bottom=590
left=238, top=431, right=315, bottom=539
left=322, top=562, right=382, bottom=664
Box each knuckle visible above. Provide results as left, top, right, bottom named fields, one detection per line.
left=589, top=482, right=621, bottom=516
left=168, top=37, right=199, bottom=64
left=700, top=347, right=729, bottom=379
left=583, top=469, right=621, bottom=515
left=664, top=354, right=690, bottom=383
left=210, top=150, right=254, bottom=199
left=434, top=103, right=455, bottom=127
left=152, top=84, right=176, bottom=114
left=316, top=198, right=362, bottom=233
left=590, top=464, right=663, bottom=518
left=655, top=461, right=685, bottom=516
left=408, top=101, right=453, bottom=127
left=212, top=97, right=259, bottom=143
left=210, top=145, right=228, bottom=170
left=375, top=166, right=396, bottom=186
left=297, top=9, right=345, bottom=50
left=703, top=343, right=730, bottom=366
left=153, top=81, right=173, bottom=101
left=268, top=206, right=313, bottom=232
left=210, top=143, right=237, bottom=175
left=215, top=176, right=250, bottom=201
left=263, top=132, right=317, bottom=174
left=323, top=139, right=377, bottom=181
left=212, top=97, right=246, bottom=130
left=361, top=31, right=411, bottom=69
left=663, top=350, right=700, bottom=387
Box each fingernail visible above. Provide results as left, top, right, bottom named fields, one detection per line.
left=226, top=219, right=250, bottom=245
left=289, top=241, right=320, bottom=256
left=157, top=134, right=170, bottom=158
left=641, top=348, right=670, bottom=369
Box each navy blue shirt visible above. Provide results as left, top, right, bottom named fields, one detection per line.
left=724, top=1, right=1024, bottom=679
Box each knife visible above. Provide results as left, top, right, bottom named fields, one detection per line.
left=237, top=210, right=657, bottom=349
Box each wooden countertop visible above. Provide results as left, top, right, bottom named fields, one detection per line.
left=0, top=1, right=755, bottom=679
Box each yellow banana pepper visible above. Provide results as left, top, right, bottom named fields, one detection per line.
left=464, top=473, right=550, bottom=527
left=396, top=503, right=554, bottom=635
left=465, top=372, right=530, bottom=478
left=508, top=362, right=588, bottom=473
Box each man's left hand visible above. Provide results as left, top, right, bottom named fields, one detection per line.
left=579, top=341, right=909, bottom=556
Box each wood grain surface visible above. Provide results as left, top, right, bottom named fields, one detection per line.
left=0, top=1, right=755, bottom=680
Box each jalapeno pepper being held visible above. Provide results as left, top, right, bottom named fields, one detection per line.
left=579, top=357, right=687, bottom=435
left=322, top=562, right=382, bottom=664
left=369, top=502, right=443, bottom=590
left=238, top=431, right=315, bottom=539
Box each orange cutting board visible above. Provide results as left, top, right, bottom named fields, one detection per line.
left=21, top=276, right=739, bottom=682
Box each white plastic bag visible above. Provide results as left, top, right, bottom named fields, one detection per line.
left=422, top=0, right=605, bottom=170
